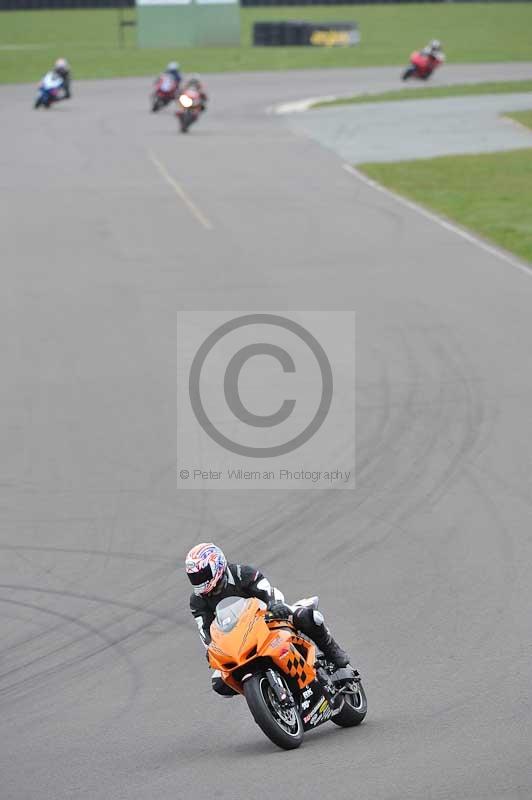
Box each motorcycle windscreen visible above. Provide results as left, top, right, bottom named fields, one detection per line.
left=42, top=71, right=61, bottom=90
left=214, top=597, right=251, bottom=633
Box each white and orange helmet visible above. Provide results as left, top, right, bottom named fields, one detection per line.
left=186, top=543, right=227, bottom=596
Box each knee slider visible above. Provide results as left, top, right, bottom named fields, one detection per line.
left=312, top=609, right=324, bottom=626
left=212, top=676, right=237, bottom=696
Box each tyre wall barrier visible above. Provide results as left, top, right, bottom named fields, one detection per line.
left=253, top=20, right=360, bottom=46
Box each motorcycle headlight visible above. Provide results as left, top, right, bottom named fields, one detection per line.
left=179, top=94, right=193, bottom=108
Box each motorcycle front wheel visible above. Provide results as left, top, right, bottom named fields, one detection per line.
left=244, top=672, right=303, bottom=750
left=180, top=109, right=193, bottom=133
left=402, top=66, right=415, bottom=81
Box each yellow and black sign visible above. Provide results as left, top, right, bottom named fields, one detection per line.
left=310, top=29, right=350, bottom=47
left=253, top=20, right=360, bottom=48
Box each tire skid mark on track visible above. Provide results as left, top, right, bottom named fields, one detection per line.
left=0, top=581, right=183, bottom=718
left=316, top=323, right=489, bottom=564
left=0, top=543, right=168, bottom=563
left=357, top=348, right=394, bottom=467
left=450, top=475, right=517, bottom=652
left=0, top=523, right=176, bottom=659
left=0, top=597, right=144, bottom=717
left=392, top=349, right=482, bottom=524
left=0, top=581, right=180, bottom=692
left=244, top=329, right=423, bottom=563
left=401, top=465, right=521, bottom=721
left=357, top=330, right=420, bottom=491
left=0, top=567, right=176, bottom=661
left=0, top=605, right=155, bottom=698
left=466, top=459, right=532, bottom=512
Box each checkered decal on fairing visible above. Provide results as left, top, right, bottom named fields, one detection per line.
left=285, top=652, right=308, bottom=685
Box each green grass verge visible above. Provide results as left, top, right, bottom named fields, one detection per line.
left=1, top=3, right=532, bottom=84
left=313, top=80, right=532, bottom=109
left=360, top=149, right=532, bottom=263
left=504, top=109, right=532, bottom=130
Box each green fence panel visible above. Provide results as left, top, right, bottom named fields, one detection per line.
left=137, top=0, right=240, bottom=47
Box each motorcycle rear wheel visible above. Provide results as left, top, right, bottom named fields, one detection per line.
left=244, top=672, right=303, bottom=750
left=332, top=679, right=367, bottom=727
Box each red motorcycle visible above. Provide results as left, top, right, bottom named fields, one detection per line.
left=402, top=51, right=444, bottom=81
left=151, top=74, right=179, bottom=112
left=175, top=88, right=203, bottom=133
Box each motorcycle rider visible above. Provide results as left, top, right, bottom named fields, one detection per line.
left=53, top=57, right=71, bottom=99
left=420, top=39, right=445, bottom=64
left=163, top=61, right=182, bottom=87
left=36, top=65, right=67, bottom=106
left=181, top=73, right=208, bottom=111
left=186, top=543, right=352, bottom=697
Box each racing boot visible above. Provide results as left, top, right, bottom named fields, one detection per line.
left=293, top=607, right=352, bottom=669
left=314, top=628, right=351, bottom=668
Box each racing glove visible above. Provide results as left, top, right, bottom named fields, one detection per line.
left=267, top=601, right=292, bottom=620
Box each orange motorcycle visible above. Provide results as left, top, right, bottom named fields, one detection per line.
left=208, top=596, right=367, bottom=750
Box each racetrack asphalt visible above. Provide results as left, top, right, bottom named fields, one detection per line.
left=1, top=63, right=532, bottom=800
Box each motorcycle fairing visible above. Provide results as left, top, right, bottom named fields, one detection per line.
left=208, top=597, right=317, bottom=694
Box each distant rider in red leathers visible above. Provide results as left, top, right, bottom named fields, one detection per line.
left=420, top=39, right=445, bottom=69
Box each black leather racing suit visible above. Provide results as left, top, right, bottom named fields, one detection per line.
left=190, top=563, right=344, bottom=695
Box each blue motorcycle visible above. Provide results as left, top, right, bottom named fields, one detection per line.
left=34, top=72, right=63, bottom=109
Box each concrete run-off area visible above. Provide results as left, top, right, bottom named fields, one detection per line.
left=285, top=92, right=532, bottom=163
